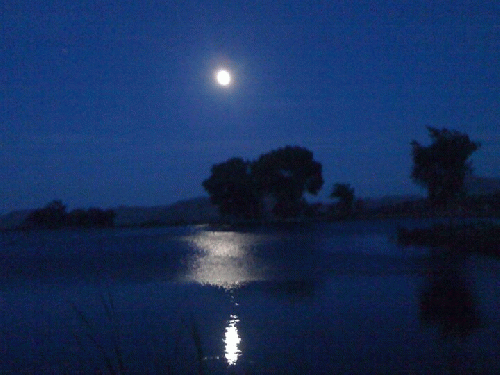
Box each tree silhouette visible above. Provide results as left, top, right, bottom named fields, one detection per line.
left=22, top=200, right=115, bottom=229
left=252, top=146, right=323, bottom=218
left=411, top=127, right=480, bottom=207
left=330, top=183, right=354, bottom=216
left=202, top=158, right=261, bottom=219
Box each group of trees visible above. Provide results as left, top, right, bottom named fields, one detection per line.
left=203, top=146, right=323, bottom=219
left=204, top=127, right=481, bottom=221
left=21, top=200, right=115, bottom=229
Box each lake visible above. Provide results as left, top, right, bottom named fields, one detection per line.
left=1, top=219, right=500, bottom=374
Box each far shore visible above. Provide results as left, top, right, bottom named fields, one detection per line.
left=397, top=221, right=500, bottom=257
left=2, top=208, right=500, bottom=232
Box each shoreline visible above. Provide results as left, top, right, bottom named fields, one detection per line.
left=397, top=221, right=500, bottom=257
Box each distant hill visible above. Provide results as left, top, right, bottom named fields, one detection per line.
left=359, top=177, right=500, bottom=210
left=113, top=197, right=219, bottom=227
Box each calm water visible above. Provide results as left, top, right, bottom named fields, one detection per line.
left=1, top=219, right=500, bottom=373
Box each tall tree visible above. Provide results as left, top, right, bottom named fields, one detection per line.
left=411, top=127, right=480, bottom=207
left=252, top=146, right=323, bottom=218
left=331, top=183, right=355, bottom=216
left=202, top=158, right=261, bottom=219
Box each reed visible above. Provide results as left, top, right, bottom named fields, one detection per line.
left=70, top=292, right=207, bottom=374
left=70, top=292, right=126, bottom=374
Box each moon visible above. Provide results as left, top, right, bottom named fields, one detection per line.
left=216, top=70, right=231, bottom=86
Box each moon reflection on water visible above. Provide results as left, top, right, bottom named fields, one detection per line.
left=224, top=314, right=242, bottom=365
left=184, top=231, right=262, bottom=366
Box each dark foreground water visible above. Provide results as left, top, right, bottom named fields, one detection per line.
left=1, top=219, right=500, bottom=374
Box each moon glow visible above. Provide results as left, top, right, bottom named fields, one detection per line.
left=216, top=70, right=231, bottom=86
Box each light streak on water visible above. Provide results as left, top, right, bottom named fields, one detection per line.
left=224, top=314, right=241, bottom=365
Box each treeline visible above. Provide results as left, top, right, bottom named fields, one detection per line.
left=20, top=200, right=115, bottom=229
left=204, top=128, right=493, bottom=222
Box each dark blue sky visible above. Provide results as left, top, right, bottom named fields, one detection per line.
left=2, top=0, right=499, bottom=211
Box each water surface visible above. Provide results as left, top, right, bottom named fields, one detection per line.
left=1, top=220, right=499, bottom=373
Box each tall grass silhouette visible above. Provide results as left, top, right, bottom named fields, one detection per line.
left=70, top=292, right=127, bottom=374
left=69, top=291, right=206, bottom=374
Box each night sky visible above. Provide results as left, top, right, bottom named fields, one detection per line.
left=2, top=1, right=499, bottom=212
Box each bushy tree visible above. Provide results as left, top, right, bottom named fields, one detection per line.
left=252, top=146, right=323, bottom=218
left=331, top=183, right=354, bottom=215
left=411, top=127, right=480, bottom=207
left=202, top=157, right=261, bottom=219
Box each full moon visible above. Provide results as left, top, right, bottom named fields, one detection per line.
left=216, top=70, right=231, bottom=86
